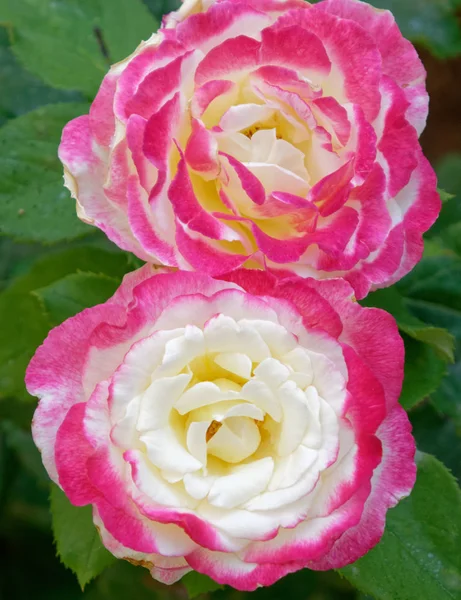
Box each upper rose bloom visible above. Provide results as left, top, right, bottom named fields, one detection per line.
left=59, top=0, right=440, bottom=299
left=27, top=267, right=415, bottom=590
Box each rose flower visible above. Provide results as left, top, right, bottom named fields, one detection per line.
left=59, top=0, right=439, bottom=299
left=27, top=268, right=415, bottom=590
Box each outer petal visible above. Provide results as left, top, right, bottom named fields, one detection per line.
left=59, top=116, right=147, bottom=259
left=186, top=548, right=303, bottom=591
left=307, top=404, right=416, bottom=569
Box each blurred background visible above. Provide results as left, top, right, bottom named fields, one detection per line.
left=0, top=0, right=460, bottom=599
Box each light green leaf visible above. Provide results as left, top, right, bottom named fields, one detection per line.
left=0, top=103, right=92, bottom=243
left=50, top=484, right=116, bottom=589
left=1, top=0, right=158, bottom=96
left=340, top=453, right=461, bottom=600
left=369, top=0, right=461, bottom=58
left=438, top=188, right=455, bottom=204
left=362, top=287, right=455, bottom=363
left=35, top=272, right=121, bottom=326
left=0, top=246, right=131, bottom=401
left=182, top=571, right=224, bottom=598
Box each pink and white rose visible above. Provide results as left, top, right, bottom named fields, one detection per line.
left=59, top=0, right=440, bottom=299
left=27, top=268, right=415, bottom=590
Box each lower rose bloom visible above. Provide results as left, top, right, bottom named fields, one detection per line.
left=27, top=268, right=415, bottom=590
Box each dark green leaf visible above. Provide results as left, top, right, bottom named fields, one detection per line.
left=1, top=421, right=49, bottom=484
left=0, top=41, right=81, bottom=125
left=399, top=335, right=447, bottom=410
left=398, top=256, right=461, bottom=345
left=362, top=287, right=455, bottom=362
left=340, top=453, right=461, bottom=600
left=182, top=571, right=224, bottom=598
left=50, top=484, right=116, bottom=589
left=369, top=0, right=461, bottom=58
left=82, top=561, right=164, bottom=600
left=35, top=272, right=121, bottom=325
left=431, top=361, right=461, bottom=427
left=0, top=246, right=131, bottom=401
left=411, top=403, right=461, bottom=483
left=142, top=0, right=180, bottom=21
left=0, top=103, right=92, bottom=243
left=1, top=0, right=158, bottom=96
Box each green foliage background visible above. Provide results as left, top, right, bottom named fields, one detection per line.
left=0, top=0, right=461, bottom=599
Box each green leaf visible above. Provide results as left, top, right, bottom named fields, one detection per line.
left=50, top=484, right=116, bottom=589
left=1, top=420, right=49, bottom=484
left=82, top=561, right=162, bottom=600
left=0, top=40, right=81, bottom=125
left=1, top=0, right=158, bottom=96
left=340, top=452, right=461, bottom=600
left=0, top=103, right=92, bottom=243
left=0, top=246, right=131, bottom=401
left=142, top=0, right=180, bottom=20
left=411, top=403, right=461, bottom=483
left=431, top=361, right=461, bottom=427
left=399, top=335, right=447, bottom=410
left=35, top=272, right=121, bottom=326
left=428, top=155, right=461, bottom=248
left=362, top=287, right=455, bottom=363
left=438, top=188, right=455, bottom=204
left=182, top=571, right=224, bottom=598
left=369, top=0, right=461, bottom=58
left=397, top=256, right=461, bottom=344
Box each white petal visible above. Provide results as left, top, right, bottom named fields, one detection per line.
left=239, top=319, right=297, bottom=357
left=186, top=421, right=209, bottom=466
left=208, top=457, right=274, bottom=509
left=137, top=373, right=192, bottom=431
left=207, top=417, right=261, bottom=464
left=109, top=329, right=184, bottom=421
left=223, top=403, right=264, bottom=420
left=245, top=163, right=309, bottom=196
left=277, top=382, right=309, bottom=457
left=216, top=132, right=252, bottom=162
left=249, top=129, right=277, bottom=163
left=183, top=472, right=217, bottom=500
left=244, top=459, right=320, bottom=511
left=111, top=395, right=142, bottom=449
left=214, top=352, right=252, bottom=379
left=141, top=428, right=202, bottom=474
left=161, top=470, right=184, bottom=483
left=175, top=381, right=241, bottom=415
left=283, top=347, right=313, bottom=375
left=125, top=450, right=189, bottom=508
left=204, top=315, right=271, bottom=361
left=268, top=445, right=317, bottom=491
left=241, top=379, right=282, bottom=422
left=154, top=326, right=205, bottom=377
left=220, top=104, right=275, bottom=132
left=253, top=358, right=290, bottom=389
left=198, top=503, right=279, bottom=540
left=268, top=137, right=309, bottom=180
left=302, top=386, right=322, bottom=449
left=308, top=351, right=347, bottom=413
